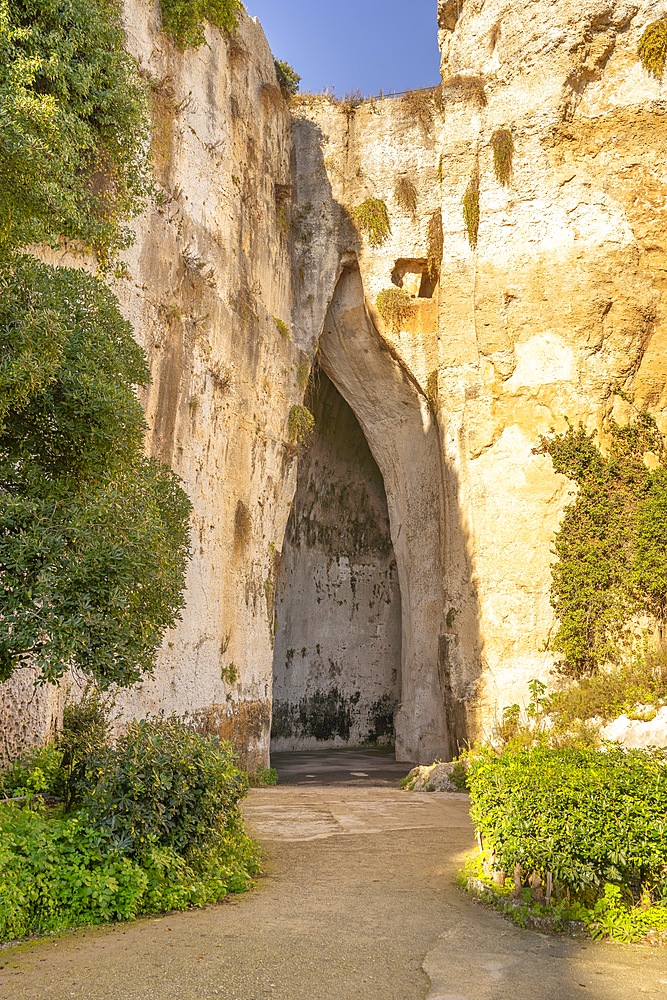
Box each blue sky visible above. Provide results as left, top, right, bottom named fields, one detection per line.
left=244, top=1, right=441, bottom=96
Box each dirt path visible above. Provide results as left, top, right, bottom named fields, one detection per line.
left=1, top=765, right=666, bottom=999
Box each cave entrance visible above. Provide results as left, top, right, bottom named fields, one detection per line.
left=271, top=370, right=403, bottom=752
left=272, top=264, right=450, bottom=763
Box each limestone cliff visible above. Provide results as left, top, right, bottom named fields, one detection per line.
left=2, top=0, right=667, bottom=766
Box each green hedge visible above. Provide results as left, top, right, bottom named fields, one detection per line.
left=467, top=745, right=667, bottom=899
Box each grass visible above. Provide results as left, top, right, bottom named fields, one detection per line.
left=353, top=198, right=391, bottom=248
left=638, top=18, right=667, bottom=78
left=462, top=169, right=480, bottom=248
left=442, top=74, right=487, bottom=108
left=401, top=87, right=442, bottom=131
left=427, top=211, right=443, bottom=281
left=491, top=129, right=513, bottom=186
left=287, top=405, right=315, bottom=445
left=273, top=316, right=290, bottom=339
left=376, top=287, right=415, bottom=333
left=547, top=646, right=667, bottom=728
left=395, top=176, right=417, bottom=216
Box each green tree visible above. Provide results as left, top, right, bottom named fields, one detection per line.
left=0, top=0, right=151, bottom=265
left=540, top=409, right=667, bottom=676
left=0, top=257, right=192, bottom=687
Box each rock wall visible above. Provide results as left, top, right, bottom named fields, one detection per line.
left=272, top=372, right=401, bottom=750
left=0, top=4, right=302, bottom=769
left=3, top=0, right=667, bottom=766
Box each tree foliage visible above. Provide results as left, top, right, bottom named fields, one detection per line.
left=159, top=0, right=244, bottom=49
left=0, top=257, right=192, bottom=687
left=0, top=0, right=151, bottom=265
left=539, top=408, right=667, bottom=676
left=274, top=59, right=300, bottom=99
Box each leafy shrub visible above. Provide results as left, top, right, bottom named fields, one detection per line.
left=0, top=807, right=147, bottom=940
left=353, top=198, right=392, bottom=248
left=0, top=0, right=151, bottom=263
left=467, top=744, right=667, bottom=901
left=57, top=688, right=113, bottom=811
left=0, top=258, right=192, bottom=689
left=462, top=170, right=480, bottom=248
left=491, top=128, right=514, bottom=186
left=0, top=744, right=63, bottom=800
left=638, top=18, right=667, bottom=79
left=376, top=287, right=415, bottom=333
left=159, top=0, right=244, bottom=49
left=288, top=405, right=315, bottom=446
left=274, top=59, right=301, bottom=98
left=538, top=408, right=667, bottom=677
left=394, top=176, right=418, bottom=216
left=546, top=647, right=667, bottom=727
left=85, top=719, right=248, bottom=857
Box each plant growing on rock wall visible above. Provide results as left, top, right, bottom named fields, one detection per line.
left=287, top=405, right=315, bottom=446
left=427, top=211, right=444, bottom=281
left=159, top=0, right=244, bottom=49
left=462, top=169, right=480, bottom=248
left=353, top=198, right=392, bottom=248
left=491, top=128, right=514, bottom=186
left=0, top=0, right=152, bottom=266
left=376, top=287, right=415, bottom=333
left=0, top=257, right=192, bottom=688
left=538, top=406, right=667, bottom=677
left=274, top=59, right=301, bottom=98
left=638, top=18, right=667, bottom=79
left=395, top=176, right=418, bottom=216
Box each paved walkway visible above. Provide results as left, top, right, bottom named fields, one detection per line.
left=1, top=751, right=666, bottom=999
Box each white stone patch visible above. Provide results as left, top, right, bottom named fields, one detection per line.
left=505, top=332, right=576, bottom=390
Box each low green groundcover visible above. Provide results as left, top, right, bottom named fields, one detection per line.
left=463, top=744, right=667, bottom=943
left=0, top=720, right=261, bottom=942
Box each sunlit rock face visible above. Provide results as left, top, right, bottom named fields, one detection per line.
left=2, top=0, right=667, bottom=764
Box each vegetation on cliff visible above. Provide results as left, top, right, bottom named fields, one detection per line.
left=159, top=0, right=244, bottom=49
left=376, top=287, right=415, bottom=333
left=353, top=198, right=392, bottom=248
left=0, top=0, right=192, bottom=687
left=0, top=0, right=151, bottom=265
left=538, top=407, right=667, bottom=678
left=638, top=18, right=667, bottom=79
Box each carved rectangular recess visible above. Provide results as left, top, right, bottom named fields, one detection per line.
left=391, top=258, right=437, bottom=299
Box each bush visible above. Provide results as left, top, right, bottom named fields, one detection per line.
left=0, top=0, right=151, bottom=263
left=85, top=719, right=249, bottom=857
left=467, top=744, right=667, bottom=901
left=353, top=198, right=391, bottom=248
left=0, top=719, right=261, bottom=942
left=0, top=257, right=192, bottom=688
left=274, top=59, right=301, bottom=99
left=159, top=0, right=244, bottom=49
left=539, top=408, right=667, bottom=677
left=57, top=688, right=114, bottom=811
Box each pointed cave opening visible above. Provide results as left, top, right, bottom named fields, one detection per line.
left=271, top=369, right=402, bottom=752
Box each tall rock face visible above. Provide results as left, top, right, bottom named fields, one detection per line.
left=286, top=0, right=667, bottom=755
left=0, top=4, right=302, bottom=770
left=2, top=0, right=667, bottom=766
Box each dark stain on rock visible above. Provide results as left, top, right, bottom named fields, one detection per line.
left=271, top=687, right=363, bottom=742
left=190, top=698, right=271, bottom=772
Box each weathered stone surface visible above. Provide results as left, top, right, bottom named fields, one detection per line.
left=602, top=705, right=667, bottom=748
left=3, top=0, right=667, bottom=765
left=272, top=372, right=402, bottom=751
